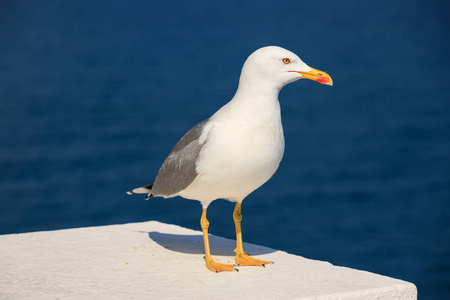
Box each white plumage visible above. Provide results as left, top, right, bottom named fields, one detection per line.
left=127, top=46, right=332, bottom=272
left=178, top=76, right=285, bottom=207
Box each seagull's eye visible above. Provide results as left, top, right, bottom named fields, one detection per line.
left=282, top=58, right=291, bottom=64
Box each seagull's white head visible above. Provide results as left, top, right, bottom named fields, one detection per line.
left=239, top=46, right=332, bottom=92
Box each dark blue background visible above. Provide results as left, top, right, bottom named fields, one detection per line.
left=1, top=1, right=449, bottom=298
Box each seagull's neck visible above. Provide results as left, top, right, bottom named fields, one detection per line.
left=214, top=80, right=282, bottom=125
left=233, top=84, right=280, bottom=104
left=234, top=73, right=282, bottom=103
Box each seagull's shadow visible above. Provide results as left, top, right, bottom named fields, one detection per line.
left=147, top=231, right=276, bottom=256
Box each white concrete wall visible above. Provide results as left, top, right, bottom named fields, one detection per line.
left=0, top=221, right=417, bottom=300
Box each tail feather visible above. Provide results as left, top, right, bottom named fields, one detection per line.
left=127, top=183, right=154, bottom=200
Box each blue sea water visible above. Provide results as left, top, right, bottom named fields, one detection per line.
left=1, top=1, right=449, bottom=298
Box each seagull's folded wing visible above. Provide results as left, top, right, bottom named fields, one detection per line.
left=151, top=119, right=209, bottom=197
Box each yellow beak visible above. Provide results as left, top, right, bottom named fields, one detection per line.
left=297, top=67, right=333, bottom=86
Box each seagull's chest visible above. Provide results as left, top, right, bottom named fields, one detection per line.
left=196, top=113, right=285, bottom=191
left=219, top=118, right=284, bottom=166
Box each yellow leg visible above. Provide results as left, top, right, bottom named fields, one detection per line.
left=233, top=203, right=273, bottom=267
left=201, top=208, right=237, bottom=273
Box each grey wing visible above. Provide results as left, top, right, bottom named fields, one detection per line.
left=151, top=119, right=209, bottom=197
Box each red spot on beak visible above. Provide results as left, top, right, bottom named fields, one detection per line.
left=316, top=76, right=330, bottom=85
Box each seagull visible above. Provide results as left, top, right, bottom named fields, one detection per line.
left=127, top=46, right=332, bottom=273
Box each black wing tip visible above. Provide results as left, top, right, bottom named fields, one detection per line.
left=127, top=190, right=153, bottom=200
left=127, top=183, right=154, bottom=197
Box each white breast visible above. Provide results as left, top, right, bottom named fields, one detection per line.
left=178, top=97, right=285, bottom=206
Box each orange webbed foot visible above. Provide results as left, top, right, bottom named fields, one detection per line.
left=235, top=251, right=273, bottom=267
left=206, top=259, right=238, bottom=273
